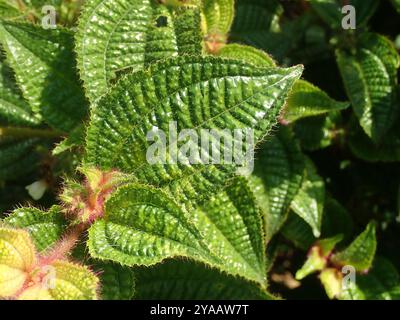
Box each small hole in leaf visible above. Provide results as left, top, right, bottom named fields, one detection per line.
left=155, top=16, right=168, bottom=27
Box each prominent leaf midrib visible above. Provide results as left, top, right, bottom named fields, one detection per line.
left=96, top=71, right=295, bottom=174
left=196, top=208, right=265, bottom=283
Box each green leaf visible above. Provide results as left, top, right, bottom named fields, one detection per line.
left=0, top=1, right=22, bottom=20
left=52, top=125, right=85, bottom=155
left=349, top=117, right=400, bottom=162
left=321, top=197, right=353, bottom=242
left=85, top=56, right=303, bottom=207
left=4, top=205, right=67, bottom=252
left=295, top=235, right=343, bottom=280
left=134, top=259, right=274, bottom=300
left=75, top=0, right=203, bottom=102
left=336, top=33, right=400, bottom=142
left=248, top=127, right=305, bottom=242
left=293, top=112, right=344, bottom=151
left=95, top=262, right=135, bottom=300
left=193, top=177, right=266, bottom=284
left=310, top=0, right=378, bottom=28
left=230, top=0, right=283, bottom=52
left=218, top=43, right=275, bottom=67
left=291, top=158, right=325, bottom=238
left=281, top=213, right=316, bottom=250
left=202, top=0, right=234, bottom=36
left=88, top=183, right=219, bottom=269
left=89, top=179, right=268, bottom=284
left=282, top=196, right=353, bottom=250
left=0, top=60, right=39, bottom=126
left=332, top=222, right=377, bottom=271
left=283, top=80, right=349, bottom=123
left=341, top=257, right=400, bottom=300
left=0, top=21, right=88, bottom=132
left=0, top=137, right=41, bottom=180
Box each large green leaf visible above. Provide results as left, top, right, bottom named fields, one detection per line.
left=0, top=60, right=39, bottom=126
left=85, top=56, right=303, bottom=207
left=341, top=257, right=400, bottom=300
left=332, top=222, right=377, bottom=271
left=4, top=205, right=67, bottom=252
left=248, top=127, right=305, bottom=242
left=0, top=21, right=87, bottom=132
left=89, top=180, right=268, bottom=284
left=291, top=158, right=325, bottom=238
left=283, top=80, right=349, bottom=123
left=88, top=183, right=219, bottom=270
left=193, top=177, right=266, bottom=284
left=336, top=33, right=400, bottom=142
left=134, top=259, right=273, bottom=300
left=75, top=0, right=202, bottom=102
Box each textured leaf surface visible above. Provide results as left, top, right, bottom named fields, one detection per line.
left=0, top=227, right=35, bottom=297
left=336, top=33, right=400, bottom=141
left=4, top=206, right=67, bottom=252
left=0, top=22, right=87, bottom=131
left=0, top=137, right=41, bottom=180
left=193, top=177, right=266, bottom=284
left=86, top=56, right=303, bottom=206
left=95, top=262, right=135, bottom=300
left=218, top=44, right=275, bottom=67
left=341, top=257, right=400, bottom=300
left=332, top=222, right=377, bottom=271
left=202, top=0, right=234, bottom=36
left=88, top=183, right=218, bottom=267
left=230, top=0, right=282, bottom=53
left=283, top=80, right=349, bottom=123
left=293, top=112, right=343, bottom=151
left=134, top=259, right=273, bottom=300
left=248, top=127, right=305, bottom=242
left=18, top=260, right=99, bottom=300
left=0, top=60, right=39, bottom=126
left=291, top=158, right=325, bottom=238
left=75, top=0, right=202, bottom=102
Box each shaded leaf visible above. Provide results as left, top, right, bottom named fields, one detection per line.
left=248, top=127, right=305, bottom=242
left=332, top=222, right=377, bottom=271
left=283, top=80, right=349, bottom=123
left=291, top=158, right=325, bottom=238
left=0, top=21, right=88, bottom=131
left=134, top=258, right=274, bottom=300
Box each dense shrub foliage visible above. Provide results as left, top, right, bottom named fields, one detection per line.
left=0, top=0, right=399, bottom=300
